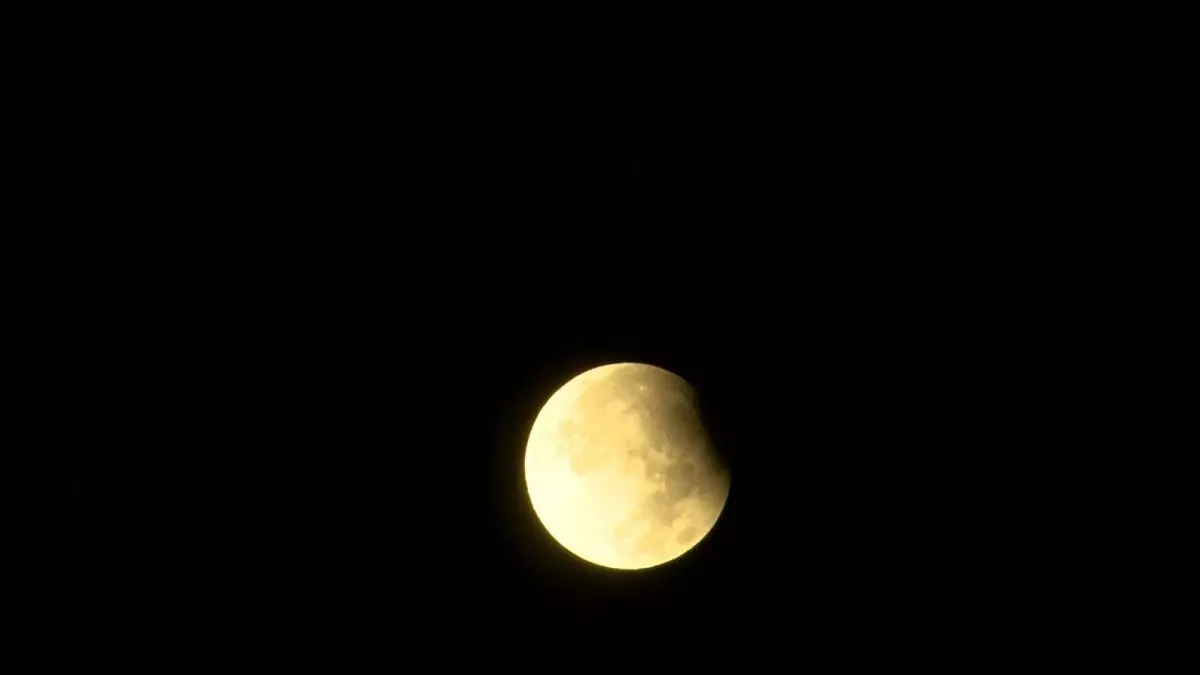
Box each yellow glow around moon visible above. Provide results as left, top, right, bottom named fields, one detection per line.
left=524, top=362, right=731, bottom=570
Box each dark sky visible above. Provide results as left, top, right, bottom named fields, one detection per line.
left=84, top=9, right=1192, bottom=673
left=90, top=334, right=1193, bottom=672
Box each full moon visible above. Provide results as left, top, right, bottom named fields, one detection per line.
left=524, top=362, right=731, bottom=570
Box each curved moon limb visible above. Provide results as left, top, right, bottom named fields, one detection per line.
left=523, top=362, right=731, bottom=570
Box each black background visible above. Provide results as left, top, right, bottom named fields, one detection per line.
left=90, top=336, right=1193, bottom=672
left=83, top=8, right=1194, bottom=673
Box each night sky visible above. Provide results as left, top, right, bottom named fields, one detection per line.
left=85, top=9, right=1191, bottom=673
left=88, top=336, right=1189, bottom=672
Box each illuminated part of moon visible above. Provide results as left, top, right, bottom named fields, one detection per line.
left=524, top=362, right=731, bottom=570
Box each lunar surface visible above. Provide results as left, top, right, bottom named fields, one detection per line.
left=524, top=362, right=731, bottom=570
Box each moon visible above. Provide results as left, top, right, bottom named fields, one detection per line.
left=524, top=362, right=731, bottom=570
